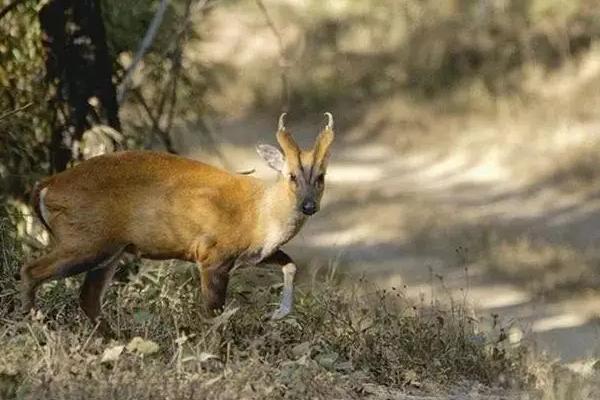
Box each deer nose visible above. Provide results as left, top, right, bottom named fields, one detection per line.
left=301, top=200, right=317, bottom=215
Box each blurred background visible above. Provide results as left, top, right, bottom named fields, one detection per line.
left=2, top=0, right=600, bottom=369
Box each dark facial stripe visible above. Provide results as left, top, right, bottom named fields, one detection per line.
left=308, top=152, right=316, bottom=182
left=299, top=162, right=309, bottom=186
left=300, top=154, right=320, bottom=185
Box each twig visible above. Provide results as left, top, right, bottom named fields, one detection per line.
left=0, top=0, right=28, bottom=21
left=124, top=0, right=215, bottom=154
left=131, top=88, right=172, bottom=148
left=255, top=0, right=290, bottom=112
left=255, top=0, right=284, bottom=52
left=164, top=80, right=178, bottom=132
left=117, top=0, right=170, bottom=105
left=196, top=117, right=233, bottom=170
left=155, top=0, right=208, bottom=153
left=132, top=89, right=161, bottom=130
left=0, top=102, right=33, bottom=121
left=163, top=0, right=198, bottom=139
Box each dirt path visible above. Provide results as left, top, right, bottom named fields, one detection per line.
left=303, top=143, right=599, bottom=364
left=183, top=113, right=600, bottom=367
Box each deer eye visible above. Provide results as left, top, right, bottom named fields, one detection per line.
left=289, top=174, right=297, bottom=184
left=316, top=174, right=325, bottom=185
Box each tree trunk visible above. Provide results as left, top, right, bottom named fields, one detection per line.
left=39, top=0, right=121, bottom=172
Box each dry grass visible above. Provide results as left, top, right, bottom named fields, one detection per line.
left=0, top=218, right=533, bottom=399
left=477, top=234, right=600, bottom=295
left=432, top=222, right=600, bottom=296
left=403, top=199, right=600, bottom=297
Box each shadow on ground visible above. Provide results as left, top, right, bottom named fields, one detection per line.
left=181, top=110, right=600, bottom=364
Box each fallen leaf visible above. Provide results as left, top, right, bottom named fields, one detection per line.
left=197, top=352, right=219, bottom=362
left=295, top=354, right=309, bottom=366
left=126, top=337, right=159, bottom=355
left=203, top=375, right=223, bottom=386
left=100, top=345, right=124, bottom=363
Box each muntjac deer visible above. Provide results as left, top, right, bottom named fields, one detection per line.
left=20, top=113, right=335, bottom=333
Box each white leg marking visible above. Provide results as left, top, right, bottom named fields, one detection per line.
left=271, top=262, right=296, bottom=320
left=39, top=187, right=50, bottom=226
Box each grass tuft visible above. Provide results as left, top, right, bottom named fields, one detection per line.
left=0, top=219, right=567, bottom=399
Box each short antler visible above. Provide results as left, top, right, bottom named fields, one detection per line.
left=275, top=112, right=300, bottom=165
left=324, top=112, right=333, bottom=130
left=278, top=113, right=287, bottom=131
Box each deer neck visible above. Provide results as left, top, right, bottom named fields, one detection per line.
left=256, top=179, right=306, bottom=259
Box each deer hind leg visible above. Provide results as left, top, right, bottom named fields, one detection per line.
left=20, top=250, right=64, bottom=313
left=79, top=248, right=126, bottom=336
left=79, top=265, right=118, bottom=337
left=20, top=245, right=125, bottom=315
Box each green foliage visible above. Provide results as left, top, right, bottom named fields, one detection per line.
left=0, top=215, right=22, bottom=318
left=101, top=0, right=175, bottom=56
left=1, top=0, right=224, bottom=206
left=0, top=0, right=52, bottom=201
left=101, top=0, right=227, bottom=149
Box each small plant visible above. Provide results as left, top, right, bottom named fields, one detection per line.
left=0, top=214, right=22, bottom=317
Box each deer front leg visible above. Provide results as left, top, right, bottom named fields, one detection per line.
left=260, top=250, right=296, bottom=320
left=199, top=262, right=231, bottom=315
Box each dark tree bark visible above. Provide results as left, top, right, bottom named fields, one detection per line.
left=39, top=0, right=121, bottom=172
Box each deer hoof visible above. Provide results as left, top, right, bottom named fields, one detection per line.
left=271, top=305, right=291, bottom=320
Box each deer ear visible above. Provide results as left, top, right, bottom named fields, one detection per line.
left=314, top=129, right=334, bottom=163
left=256, top=144, right=285, bottom=172
left=276, top=130, right=300, bottom=160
